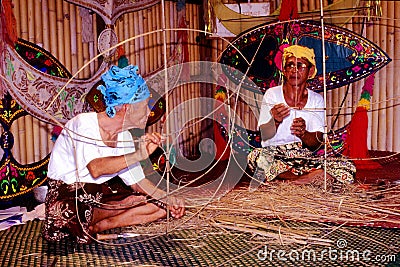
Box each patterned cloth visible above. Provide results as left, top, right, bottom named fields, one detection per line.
left=248, top=142, right=355, bottom=184
left=42, top=177, right=136, bottom=244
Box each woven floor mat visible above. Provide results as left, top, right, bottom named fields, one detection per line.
left=0, top=220, right=399, bottom=267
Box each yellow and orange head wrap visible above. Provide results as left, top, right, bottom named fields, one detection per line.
left=282, top=45, right=317, bottom=79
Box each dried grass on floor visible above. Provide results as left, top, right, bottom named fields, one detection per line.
left=111, top=182, right=400, bottom=247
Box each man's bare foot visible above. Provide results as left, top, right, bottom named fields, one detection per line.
left=292, top=169, right=334, bottom=186
left=276, top=169, right=333, bottom=185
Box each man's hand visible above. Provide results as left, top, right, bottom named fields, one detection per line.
left=291, top=117, right=306, bottom=138
left=270, top=103, right=290, bottom=125
left=166, top=196, right=185, bottom=219
left=136, top=132, right=163, bottom=161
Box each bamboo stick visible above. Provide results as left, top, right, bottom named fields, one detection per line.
left=155, top=4, right=162, bottom=68
left=386, top=1, right=394, bottom=151
left=300, top=0, right=307, bottom=13
left=24, top=116, right=34, bottom=164
left=56, top=0, right=65, bottom=65
left=394, top=2, right=400, bottom=152
left=26, top=0, right=33, bottom=42
left=34, top=0, right=42, bottom=46
left=39, top=121, right=49, bottom=158
left=10, top=120, right=20, bottom=163
left=192, top=84, right=197, bottom=157
left=90, top=12, right=98, bottom=75
left=82, top=32, right=90, bottom=78
left=76, top=7, right=84, bottom=79
left=19, top=0, right=28, bottom=39
left=378, top=19, right=387, bottom=151
left=41, top=0, right=50, bottom=50
left=14, top=0, right=22, bottom=37
left=142, top=10, right=150, bottom=74
left=147, top=7, right=154, bottom=71
left=128, top=12, right=135, bottom=65
left=62, top=1, right=72, bottom=71
left=122, top=15, right=129, bottom=62
left=17, top=117, right=27, bottom=164
left=48, top=0, right=58, bottom=56
left=178, top=85, right=185, bottom=157
left=68, top=5, right=78, bottom=76
left=308, top=0, right=315, bottom=15
left=195, top=83, right=201, bottom=156
left=133, top=11, right=141, bottom=66
left=138, top=10, right=146, bottom=72
left=168, top=1, right=174, bottom=56
left=32, top=118, right=40, bottom=161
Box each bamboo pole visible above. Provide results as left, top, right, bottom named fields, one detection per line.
left=69, top=5, right=78, bottom=76
left=155, top=4, right=162, bottom=68
left=378, top=19, right=387, bottom=151
left=48, top=0, right=57, bottom=56
left=138, top=10, right=146, bottom=72
left=133, top=11, right=141, bottom=66
left=128, top=13, right=135, bottom=65
left=32, top=118, right=40, bottom=161
left=76, top=7, right=84, bottom=79
left=326, top=88, right=332, bottom=129
left=189, top=83, right=195, bottom=156
left=39, top=121, right=49, bottom=159
left=308, top=0, right=315, bottom=14
left=24, top=116, right=34, bottom=164
left=386, top=1, right=394, bottom=151
left=27, top=0, right=33, bottom=42
left=19, top=0, right=28, bottom=39
left=122, top=15, right=129, bottom=62
left=168, top=1, right=174, bottom=57
left=56, top=0, right=65, bottom=65
left=14, top=0, right=21, bottom=37
left=141, top=10, right=150, bottom=74
left=394, top=2, right=400, bottom=152
left=82, top=31, right=90, bottom=77
left=90, top=12, right=97, bottom=75
left=34, top=0, right=42, bottom=46
left=116, top=17, right=124, bottom=62
left=62, top=1, right=72, bottom=71
left=42, top=0, right=50, bottom=50
left=300, top=0, right=307, bottom=13
left=331, top=85, right=340, bottom=129
left=10, top=121, right=20, bottom=163
left=17, top=118, right=27, bottom=164
left=147, top=7, right=154, bottom=71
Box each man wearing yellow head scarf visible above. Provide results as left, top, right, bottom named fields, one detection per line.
left=248, top=45, right=355, bottom=187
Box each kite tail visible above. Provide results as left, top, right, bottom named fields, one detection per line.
left=344, top=73, right=382, bottom=169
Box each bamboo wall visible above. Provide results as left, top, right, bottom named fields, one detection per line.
left=6, top=0, right=400, bottom=166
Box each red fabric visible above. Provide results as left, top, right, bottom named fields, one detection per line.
left=278, top=0, right=299, bottom=21
left=2, top=0, right=18, bottom=46
left=213, top=86, right=230, bottom=161
left=344, top=106, right=382, bottom=169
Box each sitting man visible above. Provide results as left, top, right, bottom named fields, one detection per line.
left=42, top=65, right=185, bottom=244
left=248, top=45, right=356, bottom=185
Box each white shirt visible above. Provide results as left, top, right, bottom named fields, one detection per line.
left=48, top=112, right=145, bottom=186
left=258, top=85, right=325, bottom=147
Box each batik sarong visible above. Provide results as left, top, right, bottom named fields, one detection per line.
left=248, top=142, right=355, bottom=184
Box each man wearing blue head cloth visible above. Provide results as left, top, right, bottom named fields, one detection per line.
left=43, top=65, right=185, bottom=244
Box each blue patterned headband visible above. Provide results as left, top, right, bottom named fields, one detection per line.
left=97, top=65, right=150, bottom=118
